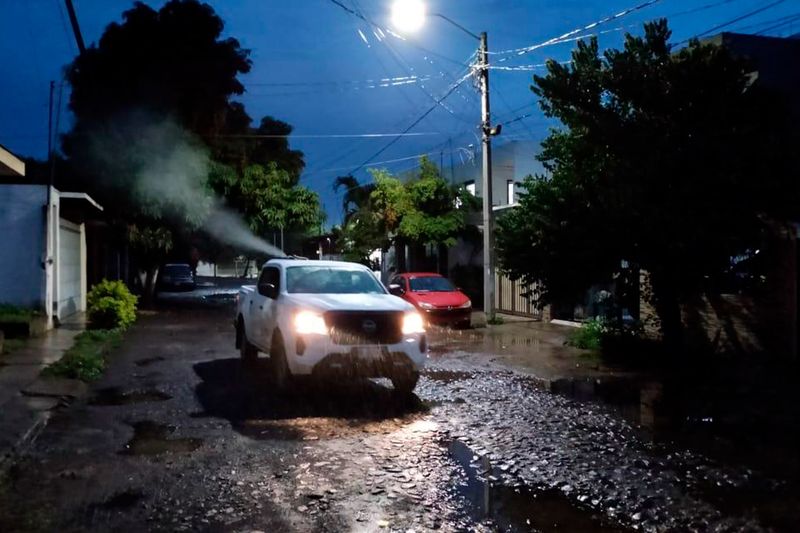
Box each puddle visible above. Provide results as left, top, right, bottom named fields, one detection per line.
left=121, top=421, right=202, bottom=456
left=101, top=489, right=145, bottom=509
left=424, top=369, right=474, bottom=383
left=448, top=440, right=627, bottom=532
left=134, top=356, right=165, bottom=367
left=90, top=387, right=172, bottom=406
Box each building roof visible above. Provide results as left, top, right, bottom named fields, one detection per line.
left=0, top=144, right=25, bottom=177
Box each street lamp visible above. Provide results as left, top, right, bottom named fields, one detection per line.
left=391, top=0, right=497, bottom=320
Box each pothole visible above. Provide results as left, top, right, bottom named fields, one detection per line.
left=90, top=388, right=172, bottom=406
left=101, top=489, right=145, bottom=509
left=447, top=440, right=628, bottom=532
left=121, top=421, right=202, bottom=456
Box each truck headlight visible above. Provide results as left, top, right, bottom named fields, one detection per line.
left=402, top=312, right=425, bottom=334
left=458, top=300, right=472, bottom=308
left=294, top=311, right=328, bottom=335
left=419, top=302, right=435, bottom=310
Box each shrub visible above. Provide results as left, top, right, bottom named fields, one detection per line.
left=87, top=280, right=138, bottom=330
left=567, top=317, right=644, bottom=353
left=43, top=329, right=122, bottom=381
left=567, top=317, right=606, bottom=350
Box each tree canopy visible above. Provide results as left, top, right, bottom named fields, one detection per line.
left=335, top=157, right=476, bottom=264
left=496, top=20, right=797, bottom=345
left=208, top=162, right=323, bottom=236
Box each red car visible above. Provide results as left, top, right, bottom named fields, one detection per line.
left=388, top=272, right=472, bottom=328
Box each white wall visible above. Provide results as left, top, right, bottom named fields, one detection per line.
left=449, top=140, right=545, bottom=206
left=0, top=185, right=47, bottom=309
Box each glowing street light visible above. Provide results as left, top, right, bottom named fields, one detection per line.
left=391, top=0, right=426, bottom=33
left=390, top=0, right=498, bottom=321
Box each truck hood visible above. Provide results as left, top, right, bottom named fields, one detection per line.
left=283, top=293, right=414, bottom=313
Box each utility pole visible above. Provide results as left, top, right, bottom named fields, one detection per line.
left=479, top=31, right=495, bottom=321
left=64, top=0, right=86, bottom=54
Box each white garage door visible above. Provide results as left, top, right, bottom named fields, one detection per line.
left=58, top=221, right=83, bottom=318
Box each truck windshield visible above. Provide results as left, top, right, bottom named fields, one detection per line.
left=286, top=266, right=385, bottom=294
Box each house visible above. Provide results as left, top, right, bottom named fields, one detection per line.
left=0, top=145, right=103, bottom=329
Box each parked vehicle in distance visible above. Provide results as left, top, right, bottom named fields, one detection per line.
left=388, top=272, right=471, bottom=328
left=157, top=263, right=196, bottom=292
left=235, top=259, right=427, bottom=393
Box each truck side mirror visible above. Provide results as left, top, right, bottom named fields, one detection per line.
left=258, top=282, right=278, bottom=299
left=388, top=283, right=404, bottom=296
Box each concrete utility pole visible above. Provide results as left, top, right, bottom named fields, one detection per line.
left=478, top=31, right=495, bottom=321
left=391, top=2, right=499, bottom=318
left=64, top=0, right=86, bottom=54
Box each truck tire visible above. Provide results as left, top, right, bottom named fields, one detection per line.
left=270, top=332, right=292, bottom=388
left=391, top=372, right=419, bottom=395
left=239, top=322, right=258, bottom=365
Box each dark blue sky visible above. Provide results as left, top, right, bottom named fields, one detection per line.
left=2, top=0, right=798, bottom=223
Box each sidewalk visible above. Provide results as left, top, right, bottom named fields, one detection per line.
left=0, top=314, right=86, bottom=466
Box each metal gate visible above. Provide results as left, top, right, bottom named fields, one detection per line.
left=495, top=272, right=541, bottom=319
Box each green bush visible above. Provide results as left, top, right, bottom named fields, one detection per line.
left=87, top=280, right=138, bottom=330
left=42, top=329, right=122, bottom=381
left=567, top=317, right=644, bottom=352
left=566, top=318, right=606, bottom=351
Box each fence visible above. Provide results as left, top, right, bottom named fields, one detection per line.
left=495, top=272, right=542, bottom=319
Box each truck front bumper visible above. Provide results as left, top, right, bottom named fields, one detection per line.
left=287, top=333, right=427, bottom=377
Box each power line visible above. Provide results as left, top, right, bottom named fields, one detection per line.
left=679, top=0, right=788, bottom=43
left=212, top=132, right=443, bottom=139
left=491, top=0, right=662, bottom=59
left=756, top=12, right=800, bottom=34
left=349, top=71, right=474, bottom=175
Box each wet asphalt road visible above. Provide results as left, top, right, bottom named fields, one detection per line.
left=0, top=295, right=797, bottom=532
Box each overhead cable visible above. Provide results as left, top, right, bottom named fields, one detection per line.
left=349, top=71, right=474, bottom=175
left=491, top=0, right=662, bottom=59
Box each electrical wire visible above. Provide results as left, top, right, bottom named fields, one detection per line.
left=491, top=0, right=662, bottom=59
left=349, top=71, right=474, bottom=175
left=755, top=12, right=800, bottom=34
left=212, top=132, right=442, bottom=139
left=677, top=0, right=788, bottom=43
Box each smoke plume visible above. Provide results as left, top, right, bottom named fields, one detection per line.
left=85, top=111, right=286, bottom=257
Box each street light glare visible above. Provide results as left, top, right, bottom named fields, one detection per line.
left=391, top=0, right=426, bottom=33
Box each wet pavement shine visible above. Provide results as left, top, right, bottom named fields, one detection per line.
left=0, top=292, right=798, bottom=532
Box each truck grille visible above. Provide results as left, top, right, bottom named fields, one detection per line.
left=324, top=311, right=403, bottom=345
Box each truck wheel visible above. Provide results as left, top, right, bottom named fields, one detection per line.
left=391, top=372, right=419, bottom=395
left=239, top=323, right=258, bottom=364
left=270, top=332, right=292, bottom=388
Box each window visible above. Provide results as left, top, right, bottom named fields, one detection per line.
left=507, top=180, right=515, bottom=205
left=286, top=266, right=385, bottom=294
left=258, top=267, right=280, bottom=293
left=465, top=180, right=476, bottom=196
left=409, top=276, right=456, bottom=292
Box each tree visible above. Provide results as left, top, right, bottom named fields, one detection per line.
left=496, top=20, right=797, bottom=348
left=214, top=113, right=306, bottom=179
left=65, top=0, right=250, bottom=150
left=364, top=157, right=477, bottom=270
left=208, top=162, right=324, bottom=247
left=61, top=0, right=252, bottom=301
left=333, top=176, right=383, bottom=264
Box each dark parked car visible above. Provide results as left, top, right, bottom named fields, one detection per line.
left=157, top=263, right=196, bottom=292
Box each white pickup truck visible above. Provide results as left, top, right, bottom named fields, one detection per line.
left=235, top=259, right=427, bottom=393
